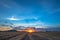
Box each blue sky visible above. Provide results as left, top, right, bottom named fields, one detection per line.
left=0, top=0, right=60, bottom=28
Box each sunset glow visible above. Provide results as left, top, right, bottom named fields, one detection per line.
left=26, top=28, right=35, bottom=33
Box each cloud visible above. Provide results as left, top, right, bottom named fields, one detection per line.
left=6, top=16, right=49, bottom=28
left=0, top=27, right=13, bottom=31
left=14, top=20, right=49, bottom=28
left=6, top=15, right=39, bottom=21
left=0, top=0, right=18, bottom=8
left=7, top=16, right=20, bottom=20
left=40, top=0, right=60, bottom=14
left=0, top=2, right=11, bottom=8
left=50, top=8, right=60, bottom=14
left=25, top=16, right=39, bottom=20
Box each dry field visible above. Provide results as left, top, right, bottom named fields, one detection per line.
left=0, top=32, right=60, bottom=40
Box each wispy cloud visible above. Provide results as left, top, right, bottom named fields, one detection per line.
left=0, top=27, right=13, bottom=31
left=0, top=0, right=18, bottom=8
left=14, top=20, right=50, bottom=28
left=24, top=16, right=39, bottom=20
left=0, top=2, right=11, bottom=8
left=6, top=15, right=39, bottom=21
left=40, top=0, right=60, bottom=14
left=7, top=16, right=20, bottom=20
left=50, top=8, right=60, bottom=14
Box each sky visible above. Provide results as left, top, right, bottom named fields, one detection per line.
left=0, top=0, right=60, bottom=28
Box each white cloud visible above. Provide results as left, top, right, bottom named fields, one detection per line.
left=6, top=15, right=39, bottom=21
left=7, top=16, right=20, bottom=20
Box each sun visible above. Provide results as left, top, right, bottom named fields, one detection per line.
left=26, top=28, right=35, bottom=33
left=27, top=29, right=33, bottom=33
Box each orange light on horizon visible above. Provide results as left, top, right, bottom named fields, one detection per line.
left=26, top=28, right=35, bottom=33
left=27, top=29, right=33, bottom=33
left=0, top=27, right=13, bottom=31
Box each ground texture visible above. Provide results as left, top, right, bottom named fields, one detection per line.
left=0, top=32, right=60, bottom=40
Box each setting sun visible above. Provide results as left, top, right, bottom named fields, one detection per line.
left=26, top=28, right=36, bottom=33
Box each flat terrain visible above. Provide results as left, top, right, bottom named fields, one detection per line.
left=0, top=32, right=60, bottom=40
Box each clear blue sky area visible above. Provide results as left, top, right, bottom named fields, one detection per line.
left=0, top=0, right=60, bottom=28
